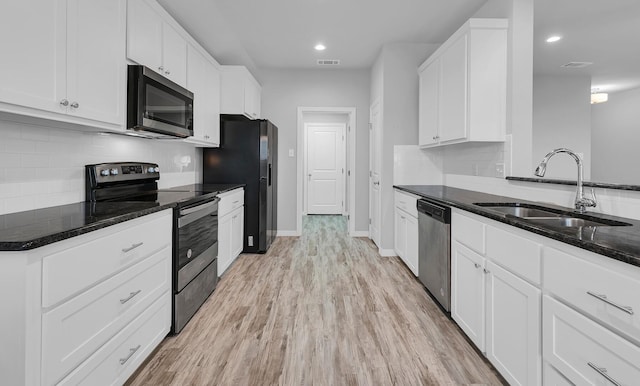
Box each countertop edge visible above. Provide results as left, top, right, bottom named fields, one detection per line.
left=394, top=185, right=640, bottom=268
left=0, top=204, right=175, bottom=252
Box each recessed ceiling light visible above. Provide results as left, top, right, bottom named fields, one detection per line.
left=314, top=44, right=326, bottom=51
left=546, top=35, right=562, bottom=43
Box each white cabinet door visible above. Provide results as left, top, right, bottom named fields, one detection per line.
left=220, top=66, right=261, bottom=119
left=405, top=214, right=419, bottom=276
left=244, top=77, right=261, bottom=119
left=217, top=213, right=232, bottom=275
left=438, top=33, right=467, bottom=143
left=126, top=0, right=162, bottom=71
left=66, top=0, right=125, bottom=126
left=231, top=207, right=244, bottom=259
left=161, top=22, right=187, bottom=87
left=0, top=0, right=65, bottom=113
left=452, top=240, right=485, bottom=351
left=394, top=208, right=407, bottom=260
left=202, top=61, right=221, bottom=145
left=418, top=60, right=439, bottom=146
left=486, top=261, right=541, bottom=386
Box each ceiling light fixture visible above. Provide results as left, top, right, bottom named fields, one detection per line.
left=591, top=92, right=608, bottom=104
left=314, top=43, right=326, bottom=51
left=546, top=35, right=562, bottom=43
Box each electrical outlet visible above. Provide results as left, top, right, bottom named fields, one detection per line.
left=495, top=163, right=505, bottom=177
left=288, top=149, right=294, bottom=157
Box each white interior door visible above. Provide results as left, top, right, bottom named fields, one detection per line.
left=305, top=123, right=345, bottom=214
left=369, top=102, right=381, bottom=246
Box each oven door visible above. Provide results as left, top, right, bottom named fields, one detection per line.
left=127, top=65, right=194, bottom=138
left=176, top=198, right=218, bottom=292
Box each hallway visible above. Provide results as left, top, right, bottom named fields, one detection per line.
left=128, top=215, right=503, bottom=385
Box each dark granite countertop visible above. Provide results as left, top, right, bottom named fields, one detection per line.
left=0, top=201, right=174, bottom=251
left=394, top=185, right=640, bottom=268
left=506, top=176, right=640, bottom=192
left=0, top=183, right=245, bottom=252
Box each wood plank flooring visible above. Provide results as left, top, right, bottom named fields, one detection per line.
left=127, top=215, right=505, bottom=385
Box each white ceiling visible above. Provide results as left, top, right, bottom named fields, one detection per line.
left=158, top=0, right=640, bottom=93
left=534, top=0, right=640, bottom=93
left=157, top=0, right=487, bottom=71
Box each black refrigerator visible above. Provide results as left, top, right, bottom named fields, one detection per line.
left=203, top=115, right=278, bottom=253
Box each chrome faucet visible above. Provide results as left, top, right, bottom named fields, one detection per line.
left=534, top=148, right=596, bottom=213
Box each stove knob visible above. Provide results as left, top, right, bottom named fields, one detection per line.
left=154, top=167, right=160, bottom=173
left=110, top=168, right=119, bottom=176
left=186, top=249, right=192, bottom=259
left=100, top=169, right=110, bottom=177
left=147, top=167, right=155, bottom=173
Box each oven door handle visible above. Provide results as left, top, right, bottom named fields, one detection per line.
left=178, top=199, right=219, bottom=228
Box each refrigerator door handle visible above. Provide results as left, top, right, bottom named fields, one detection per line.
left=268, top=164, right=272, bottom=186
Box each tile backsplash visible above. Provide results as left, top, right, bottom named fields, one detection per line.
left=442, top=141, right=506, bottom=178
left=0, top=119, right=202, bottom=215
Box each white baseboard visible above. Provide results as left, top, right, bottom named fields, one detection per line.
left=350, top=231, right=369, bottom=237
left=276, top=230, right=300, bottom=237
left=378, top=248, right=397, bottom=257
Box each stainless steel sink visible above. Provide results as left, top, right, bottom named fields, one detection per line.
left=473, top=202, right=631, bottom=228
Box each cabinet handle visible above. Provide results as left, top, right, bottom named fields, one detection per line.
left=586, top=291, right=634, bottom=315
left=122, top=242, right=144, bottom=253
left=119, top=289, right=142, bottom=304
left=119, top=345, right=141, bottom=365
left=158, top=66, right=164, bottom=71
left=204, top=135, right=210, bottom=139
left=165, top=70, right=171, bottom=75
left=483, top=268, right=490, bottom=274
left=587, top=362, right=622, bottom=386
left=70, top=101, right=79, bottom=108
left=60, top=99, right=69, bottom=106
left=232, top=200, right=239, bottom=204
left=474, top=263, right=481, bottom=269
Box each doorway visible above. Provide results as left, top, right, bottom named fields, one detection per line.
left=296, top=107, right=357, bottom=237
left=369, top=100, right=381, bottom=247
left=304, top=122, right=346, bottom=215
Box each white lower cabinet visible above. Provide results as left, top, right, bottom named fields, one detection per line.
left=451, top=241, right=486, bottom=351
left=393, top=189, right=419, bottom=276
left=452, top=209, right=541, bottom=385
left=544, top=296, right=640, bottom=385
left=218, top=188, right=245, bottom=275
left=486, top=261, right=541, bottom=386
left=0, top=209, right=172, bottom=386
left=543, top=362, right=573, bottom=386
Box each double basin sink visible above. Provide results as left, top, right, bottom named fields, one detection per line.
left=474, top=202, right=631, bottom=229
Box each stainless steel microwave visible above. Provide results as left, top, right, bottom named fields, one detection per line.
left=127, top=65, right=194, bottom=138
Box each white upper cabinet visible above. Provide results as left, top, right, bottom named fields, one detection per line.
left=127, top=0, right=187, bottom=87
left=220, top=66, right=262, bottom=119
left=186, top=44, right=220, bottom=146
left=418, top=18, right=507, bottom=147
left=0, top=0, right=126, bottom=129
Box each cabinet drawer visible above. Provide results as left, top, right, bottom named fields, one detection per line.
left=543, top=296, right=640, bottom=385
left=218, top=188, right=244, bottom=217
left=486, top=224, right=542, bottom=285
left=452, top=211, right=485, bottom=254
left=42, top=247, right=171, bottom=385
left=394, top=190, right=418, bottom=218
left=57, top=292, right=171, bottom=386
left=42, top=210, right=172, bottom=308
left=544, top=246, right=640, bottom=342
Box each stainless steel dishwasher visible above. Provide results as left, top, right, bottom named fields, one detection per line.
left=417, top=199, right=452, bottom=312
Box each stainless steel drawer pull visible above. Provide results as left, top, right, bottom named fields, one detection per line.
left=474, top=263, right=480, bottom=269
left=587, top=291, right=634, bottom=315
left=122, top=242, right=144, bottom=253
left=588, top=362, right=622, bottom=386
left=483, top=268, right=490, bottom=274
left=119, top=289, right=142, bottom=304
left=119, top=345, right=141, bottom=365
left=233, top=200, right=239, bottom=204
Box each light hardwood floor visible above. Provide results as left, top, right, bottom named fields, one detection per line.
left=127, top=215, right=505, bottom=385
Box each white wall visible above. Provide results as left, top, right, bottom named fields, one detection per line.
left=532, top=74, right=592, bottom=179
left=0, top=118, right=201, bottom=215
left=259, top=69, right=370, bottom=233
left=371, top=43, right=437, bottom=251
left=592, top=87, right=640, bottom=185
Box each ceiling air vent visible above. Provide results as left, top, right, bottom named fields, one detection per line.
left=317, top=59, right=341, bottom=66
left=560, top=62, right=593, bottom=69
